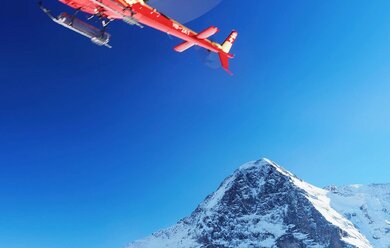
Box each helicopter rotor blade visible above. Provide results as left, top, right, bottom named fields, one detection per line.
left=148, top=0, right=222, bottom=24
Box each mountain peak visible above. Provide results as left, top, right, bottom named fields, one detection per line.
left=127, top=158, right=373, bottom=248
left=238, top=157, right=272, bottom=170
left=199, top=158, right=294, bottom=211
left=238, top=158, right=298, bottom=181
left=238, top=157, right=280, bottom=171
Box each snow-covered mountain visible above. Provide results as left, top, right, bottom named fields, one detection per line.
left=126, top=158, right=389, bottom=248
left=326, top=184, right=390, bottom=247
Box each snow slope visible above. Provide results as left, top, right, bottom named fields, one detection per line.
left=326, top=184, right=390, bottom=248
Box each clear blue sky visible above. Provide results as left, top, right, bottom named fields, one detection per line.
left=1, top=0, right=390, bottom=248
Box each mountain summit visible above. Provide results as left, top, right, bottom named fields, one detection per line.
left=126, top=158, right=385, bottom=248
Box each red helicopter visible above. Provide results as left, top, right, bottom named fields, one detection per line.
left=39, top=0, right=238, bottom=74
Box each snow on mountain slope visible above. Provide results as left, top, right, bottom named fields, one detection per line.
left=326, top=184, right=390, bottom=248
left=126, top=158, right=373, bottom=248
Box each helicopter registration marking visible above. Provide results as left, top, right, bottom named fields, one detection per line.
left=173, top=23, right=190, bottom=35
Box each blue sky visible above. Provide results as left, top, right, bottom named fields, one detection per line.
left=1, top=0, right=390, bottom=248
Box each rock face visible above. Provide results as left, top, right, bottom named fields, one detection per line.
left=126, top=159, right=377, bottom=248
